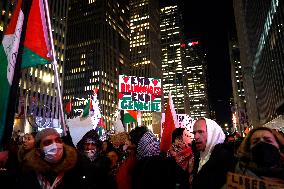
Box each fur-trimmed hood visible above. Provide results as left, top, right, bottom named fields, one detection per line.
left=24, top=144, right=77, bottom=174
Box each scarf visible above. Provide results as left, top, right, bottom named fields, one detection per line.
left=198, top=118, right=225, bottom=172
left=167, top=139, right=194, bottom=172
left=137, top=131, right=160, bottom=160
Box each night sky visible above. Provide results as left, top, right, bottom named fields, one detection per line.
left=180, top=0, right=235, bottom=126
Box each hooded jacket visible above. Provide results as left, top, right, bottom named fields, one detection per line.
left=18, top=144, right=81, bottom=189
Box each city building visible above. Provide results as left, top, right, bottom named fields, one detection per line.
left=1, top=0, right=68, bottom=133
left=229, top=37, right=248, bottom=133
left=233, top=0, right=284, bottom=127
left=0, top=0, right=16, bottom=41
left=129, top=0, right=161, bottom=128
left=65, top=0, right=130, bottom=129
left=183, top=39, right=209, bottom=120
left=160, top=4, right=185, bottom=114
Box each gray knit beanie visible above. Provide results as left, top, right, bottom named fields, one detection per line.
left=35, top=128, right=60, bottom=145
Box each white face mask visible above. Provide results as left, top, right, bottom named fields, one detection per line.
left=84, top=149, right=96, bottom=161
left=43, top=143, right=63, bottom=163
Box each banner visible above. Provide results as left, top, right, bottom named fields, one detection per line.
left=118, top=75, right=161, bottom=112
left=227, top=172, right=284, bottom=189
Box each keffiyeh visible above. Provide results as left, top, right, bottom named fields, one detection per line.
left=167, top=138, right=194, bottom=172
left=137, top=131, right=160, bottom=160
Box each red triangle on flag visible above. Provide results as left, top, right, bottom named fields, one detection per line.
left=118, top=92, right=124, bottom=99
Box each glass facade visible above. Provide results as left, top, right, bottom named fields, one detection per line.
left=160, top=5, right=185, bottom=114
left=234, top=0, right=284, bottom=125
left=183, top=42, right=209, bottom=120
left=129, top=0, right=160, bottom=127
left=65, top=0, right=130, bottom=129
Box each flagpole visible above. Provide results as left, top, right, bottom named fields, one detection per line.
left=43, top=0, right=67, bottom=135
left=2, top=0, right=33, bottom=150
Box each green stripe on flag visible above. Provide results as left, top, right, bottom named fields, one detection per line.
left=21, top=47, right=50, bottom=69
left=123, top=111, right=137, bottom=123
left=0, top=45, right=11, bottom=144
left=82, top=100, right=90, bottom=118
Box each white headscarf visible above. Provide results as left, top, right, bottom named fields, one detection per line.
left=198, top=118, right=225, bottom=172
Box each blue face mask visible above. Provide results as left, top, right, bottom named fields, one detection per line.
left=251, top=142, right=280, bottom=168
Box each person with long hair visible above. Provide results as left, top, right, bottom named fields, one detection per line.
left=236, top=127, right=284, bottom=184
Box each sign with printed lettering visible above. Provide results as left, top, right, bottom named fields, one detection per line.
left=226, top=172, right=284, bottom=189
left=118, top=75, right=161, bottom=112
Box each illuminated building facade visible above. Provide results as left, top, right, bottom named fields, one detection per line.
left=1, top=0, right=68, bottom=132
left=65, top=0, right=130, bottom=129
left=234, top=0, right=284, bottom=126
left=129, top=0, right=160, bottom=126
left=229, top=37, right=248, bottom=133
left=0, top=0, right=16, bottom=41
left=183, top=40, right=209, bottom=120
left=161, top=5, right=185, bottom=114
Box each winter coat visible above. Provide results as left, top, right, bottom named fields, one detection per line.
left=18, top=144, right=82, bottom=189
left=116, top=152, right=137, bottom=189
left=235, top=161, right=284, bottom=185
left=192, top=143, right=237, bottom=189
left=132, top=155, right=176, bottom=189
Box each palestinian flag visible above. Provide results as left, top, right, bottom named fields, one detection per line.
left=0, top=0, right=51, bottom=147
left=22, top=0, right=51, bottom=68
left=123, top=110, right=137, bottom=123
left=82, top=99, right=91, bottom=118
left=0, top=0, right=24, bottom=145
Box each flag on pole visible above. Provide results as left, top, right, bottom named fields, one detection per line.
left=160, top=92, right=178, bottom=153
left=82, top=99, right=91, bottom=118
left=82, top=88, right=102, bottom=129
left=123, top=110, right=137, bottom=123
left=0, top=0, right=52, bottom=148
left=0, top=0, right=24, bottom=147
left=21, top=0, right=51, bottom=68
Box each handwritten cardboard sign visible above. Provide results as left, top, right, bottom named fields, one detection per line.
left=227, top=172, right=284, bottom=189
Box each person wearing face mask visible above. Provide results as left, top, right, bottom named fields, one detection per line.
left=235, top=127, right=284, bottom=184
left=18, top=128, right=81, bottom=189
left=76, top=129, right=103, bottom=188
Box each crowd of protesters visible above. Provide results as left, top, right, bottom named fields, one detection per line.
left=0, top=117, right=284, bottom=189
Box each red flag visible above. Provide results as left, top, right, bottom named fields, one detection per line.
left=160, top=92, right=178, bottom=153
left=65, top=98, right=72, bottom=114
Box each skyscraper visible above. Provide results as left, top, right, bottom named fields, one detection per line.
left=129, top=0, right=161, bottom=127
left=229, top=37, right=248, bottom=133
left=65, top=0, right=130, bottom=129
left=183, top=39, right=209, bottom=120
left=233, top=0, right=284, bottom=126
left=160, top=4, right=185, bottom=114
